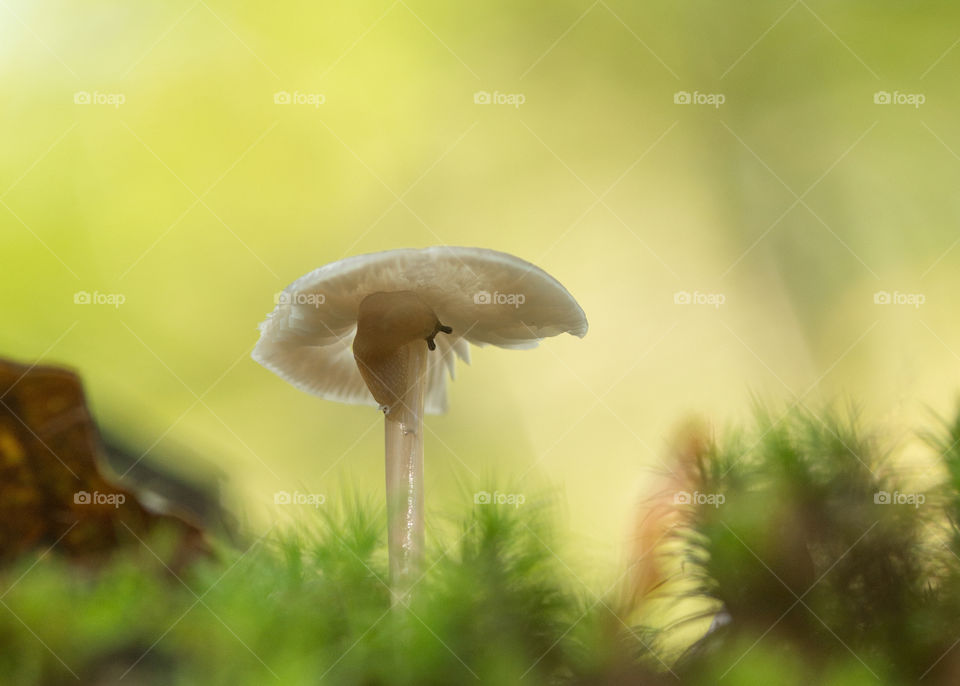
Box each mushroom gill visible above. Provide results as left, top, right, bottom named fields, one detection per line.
left=352, top=291, right=452, bottom=416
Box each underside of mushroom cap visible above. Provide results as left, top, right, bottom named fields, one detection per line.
left=252, top=246, right=588, bottom=414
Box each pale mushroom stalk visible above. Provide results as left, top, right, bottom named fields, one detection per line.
left=382, top=353, right=425, bottom=594
left=253, top=246, right=587, bottom=598
left=352, top=291, right=452, bottom=592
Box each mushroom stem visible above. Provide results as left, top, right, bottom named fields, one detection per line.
left=384, top=339, right=427, bottom=601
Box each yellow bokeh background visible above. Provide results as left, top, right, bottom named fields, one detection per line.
left=4, top=1, right=960, bottom=570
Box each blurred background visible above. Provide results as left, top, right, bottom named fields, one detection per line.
left=3, top=0, right=960, bottom=572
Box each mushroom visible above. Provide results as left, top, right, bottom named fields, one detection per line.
left=253, top=246, right=587, bottom=596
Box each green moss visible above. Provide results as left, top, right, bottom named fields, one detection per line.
left=7, top=405, right=960, bottom=684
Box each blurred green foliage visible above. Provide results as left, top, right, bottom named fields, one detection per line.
left=5, top=405, right=960, bottom=683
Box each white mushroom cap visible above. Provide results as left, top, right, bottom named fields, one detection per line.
left=252, top=246, right=588, bottom=414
